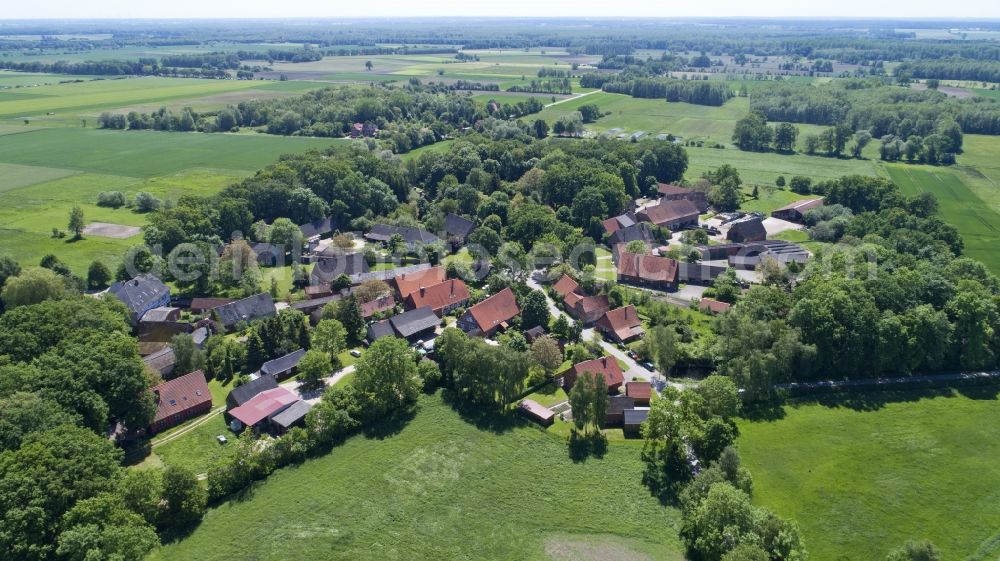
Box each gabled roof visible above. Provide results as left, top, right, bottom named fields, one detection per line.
left=699, top=298, right=732, bottom=314
left=563, top=356, right=625, bottom=389
left=519, top=399, right=555, bottom=424
left=575, top=294, right=610, bottom=317
left=151, top=370, right=211, bottom=425
left=365, top=224, right=439, bottom=245
left=466, top=288, right=520, bottom=333
left=405, top=279, right=470, bottom=313
left=311, top=252, right=370, bottom=284
left=639, top=199, right=700, bottom=226
left=389, top=306, right=440, bottom=338
left=352, top=263, right=431, bottom=286
left=227, top=374, right=278, bottom=408
left=608, top=222, right=655, bottom=247
left=271, top=400, right=313, bottom=429
left=552, top=274, right=579, bottom=298
left=624, top=408, right=650, bottom=427
left=617, top=252, right=679, bottom=284
left=563, top=291, right=583, bottom=309
left=602, top=213, right=636, bottom=235
left=726, top=215, right=767, bottom=240
left=625, top=381, right=652, bottom=401
left=250, top=242, right=285, bottom=259
left=597, top=305, right=643, bottom=341
left=299, top=217, right=336, bottom=239
left=229, top=387, right=298, bottom=427
left=214, top=293, right=277, bottom=327
left=608, top=395, right=636, bottom=415
left=392, top=266, right=446, bottom=298
left=189, top=297, right=235, bottom=313
left=772, top=198, right=823, bottom=214
left=367, top=319, right=397, bottom=342
left=657, top=183, right=691, bottom=196
left=444, top=213, right=475, bottom=238
left=260, top=348, right=306, bottom=377
left=361, top=295, right=396, bottom=318
left=140, top=306, right=179, bottom=323
left=108, top=273, right=170, bottom=317
left=142, top=347, right=176, bottom=373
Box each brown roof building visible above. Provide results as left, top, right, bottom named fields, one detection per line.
left=625, top=381, right=652, bottom=406
left=657, top=183, right=709, bottom=212
left=726, top=215, right=767, bottom=243
left=638, top=199, right=700, bottom=230
left=458, top=287, right=520, bottom=337
left=404, top=279, right=470, bottom=316
left=552, top=274, right=580, bottom=298
left=617, top=252, right=679, bottom=291
left=564, top=293, right=610, bottom=325
left=699, top=298, right=732, bottom=314
left=596, top=305, right=644, bottom=343
left=560, top=356, right=625, bottom=393
left=392, top=266, right=447, bottom=299
left=361, top=295, right=396, bottom=318
left=771, top=198, right=823, bottom=222
left=149, top=370, right=212, bottom=434
left=189, top=297, right=235, bottom=314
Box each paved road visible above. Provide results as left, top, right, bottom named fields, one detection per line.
left=281, top=364, right=357, bottom=404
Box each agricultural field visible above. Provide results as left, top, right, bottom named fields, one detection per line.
left=738, top=388, right=1000, bottom=561
left=685, top=146, right=883, bottom=188
left=151, top=394, right=684, bottom=561
left=0, top=127, right=342, bottom=273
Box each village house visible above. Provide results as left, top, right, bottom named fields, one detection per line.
left=699, top=298, right=732, bottom=314
left=551, top=274, right=580, bottom=298
left=564, top=292, right=611, bottom=325
left=108, top=273, right=171, bottom=325
left=189, top=297, right=235, bottom=315
left=228, top=387, right=300, bottom=434
left=148, top=370, right=212, bottom=434
left=596, top=305, right=644, bottom=344
left=617, top=252, right=679, bottom=291
left=443, top=213, right=476, bottom=249
left=560, top=356, right=625, bottom=394
left=143, top=347, right=176, bottom=378
left=602, top=212, right=638, bottom=235
left=367, top=306, right=440, bottom=344
left=458, top=287, right=520, bottom=338
left=260, top=348, right=307, bottom=381
left=250, top=242, right=286, bottom=267
left=638, top=198, right=700, bottom=231
left=364, top=224, right=440, bottom=248
left=625, top=381, right=652, bottom=406
left=361, top=295, right=396, bottom=319
left=726, top=215, right=767, bottom=243
left=607, top=222, right=656, bottom=248
left=404, top=279, right=470, bottom=316
left=657, top=183, right=709, bottom=212
left=213, top=293, right=277, bottom=332
left=771, top=198, right=823, bottom=222
left=310, top=251, right=370, bottom=286
left=606, top=395, right=636, bottom=427
left=226, top=374, right=278, bottom=411
left=392, top=265, right=447, bottom=299
left=270, top=400, right=313, bottom=434
left=623, top=408, right=650, bottom=436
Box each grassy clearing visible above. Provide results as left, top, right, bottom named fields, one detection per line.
left=738, top=388, right=1000, bottom=561
left=687, top=147, right=883, bottom=187
left=887, top=163, right=1000, bottom=272
left=595, top=247, right=616, bottom=281
left=151, top=394, right=683, bottom=561
left=0, top=162, right=80, bottom=191
left=739, top=187, right=814, bottom=214
left=142, top=411, right=235, bottom=475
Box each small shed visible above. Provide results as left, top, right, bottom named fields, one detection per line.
left=518, top=399, right=555, bottom=427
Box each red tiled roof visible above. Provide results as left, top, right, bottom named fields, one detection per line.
left=467, top=288, right=520, bottom=333
left=361, top=295, right=395, bottom=318
left=392, top=266, right=446, bottom=298
left=576, top=294, right=610, bottom=316
left=563, top=291, right=583, bottom=309
left=189, top=297, right=235, bottom=312
left=597, top=305, right=643, bottom=341
left=552, top=274, right=580, bottom=298
left=699, top=298, right=732, bottom=314
left=626, top=381, right=652, bottom=400
left=602, top=217, right=623, bottom=234
left=617, top=252, right=679, bottom=284
left=229, top=387, right=298, bottom=427
left=641, top=199, right=700, bottom=226
left=151, top=370, right=211, bottom=425
left=564, top=356, right=625, bottom=389
left=404, top=279, right=469, bottom=315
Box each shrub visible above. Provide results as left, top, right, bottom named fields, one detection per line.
left=96, top=191, right=127, bottom=208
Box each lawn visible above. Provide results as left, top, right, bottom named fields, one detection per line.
left=595, top=247, right=616, bottom=281
left=738, top=388, right=1000, bottom=561
left=150, top=394, right=684, bottom=561
left=739, top=186, right=814, bottom=214
left=887, top=163, right=1000, bottom=272
left=686, top=146, right=883, bottom=187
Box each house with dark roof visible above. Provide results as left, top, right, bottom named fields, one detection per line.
left=617, top=252, right=679, bottom=291
left=271, top=400, right=313, bottom=434
left=771, top=198, right=823, bottom=222
left=625, top=381, right=652, bottom=406
left=596, top=305, right=644, bottom=343
left=726, top=215, right=767, bottom=243
left=351, top=263, right=431, bottom=286
left=109, top=273, right=171, bottom=325
left=143, top=347, right=176, bottom=377
left=602, top=212, right=637, bottom=235
left=523, top=325, right=547, bottom=344
left=444, top=213, right=476, bottom=249
left=229, top=387, right=299, bottom=433
left=213, top=293, right=277, bottom=331
left=140, top=306, right=180, bottom=324
left=564, top=293, right=610, bottom=325
left=552, top=274, right=579, bottom=298
left=226, top=373, right=278, bottom=411
left=404, top=279, right=470, bottom=316
left=365, top=224, right=440, bottom=247
left=392, top=266, right=447, bottom=299
left=699, top=298, right=732, bottom=315
left=299, top=217, right=336, bottom=241
left=726, top=239, right=810, bottom=270
left=458, top=288, right=520, bottom=338
left=149, top=370, right=212, bottom=434
left=697, top=243, right=745, bottom=261
left=310, top=252, right=370, bottom=286
left=607, top=222, right=656, bottom=249
left=638, top=199, right=700, bottom=230
left=367, top=306, right=440, bottom=343
left=361, top=295, right=396, bottom=319
left=260, top=348, right=307, bottom=380
left=605, top=395, right=636, bottom=427
left=189, top=297, right=235, bottom=314
left=657, top=183, right=709, bottom=212
left=624, top=408, right=650, bottom=436
left=560, top=356, right=625, bottom=393
left=677, top=262, right=728, bottom=285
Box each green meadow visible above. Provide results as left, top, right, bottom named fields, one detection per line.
left=150, top=394, right=684, bottom=561
left=738, top=389, right=1000, bottom=561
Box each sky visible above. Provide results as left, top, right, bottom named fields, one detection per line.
left=3, top=0, right=1000, bottom=20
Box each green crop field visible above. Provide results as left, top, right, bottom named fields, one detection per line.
left=686, top=146, right=883, bottom=187
left=150, top=394, right=684, bottom=561
left=887, top=163, right=1000, bottom=271
left=738, top=389, right=1000, bottom=561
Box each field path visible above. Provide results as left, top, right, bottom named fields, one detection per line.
left=545, top=89, right=600, bottom=108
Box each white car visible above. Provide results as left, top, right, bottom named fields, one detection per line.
left=350, top=349, right=362, bottom=358
left=216, top=435, right=228, bottom=444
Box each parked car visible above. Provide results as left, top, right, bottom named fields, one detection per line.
left=216, top=435, right=228, bottom=444
left=642, top=361, right=655, bottom=371
left=350, top=349, right=362, bottom=358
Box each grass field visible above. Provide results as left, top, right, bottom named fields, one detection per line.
left=887, top=163, right=1000, bottom=271
left=738, top=388, right=1000, bottom=561
left=687, top=146, right=883, bottom=187
left=150, top=394, right=684, bottom=561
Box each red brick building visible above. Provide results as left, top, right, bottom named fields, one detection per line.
left=149, top=370, right=212, bottom=434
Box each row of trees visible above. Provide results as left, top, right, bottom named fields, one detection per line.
left=601, top=77, right=734, bottom=106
